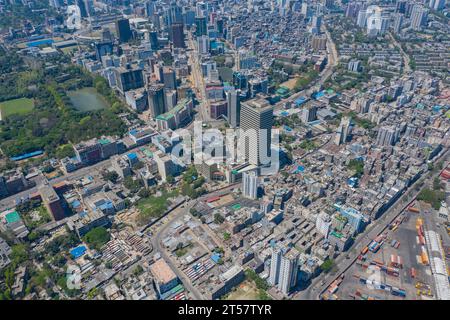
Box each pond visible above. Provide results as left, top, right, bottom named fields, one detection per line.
left=68, top=87, right=109, bottom=112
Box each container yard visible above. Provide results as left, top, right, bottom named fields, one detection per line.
left=330, top=199, right=450, bottom=300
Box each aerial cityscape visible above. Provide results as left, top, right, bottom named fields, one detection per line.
left=0, top=0, right=449, bottom=302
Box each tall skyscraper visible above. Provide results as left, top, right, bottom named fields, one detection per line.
left=346, top=2, right=362, bottom=19
left=169, top=3, right=183, bottom=25
left=76, top=0, right=88, bottom=18
left=279, top=248, right=300, bottom=295
left=301, top=105, right=317, bottom=123
left=269, top=244, right=282, bottom=286
left=376, top=126, right=400, bottom=147
left=116, top=18, right=132, bottom=43
left=323, top=0, right=334, bottom=9
left=269, top=244, right=300, bottom=295
left=410, top=5, right=428, bottom=30
left=197, top=35, right=210, bottom=55
left=170, top=23, right=185, bottom=48
left=357, top=9, right=368, bottom=28
left=312, top=35, right=327, bottom=51
left=393, top=14, right=403, bottom=34
left=145, top=1, right=155, bottom=17
left=195, top=16, right=208, bottom=36
left=396, top=1, right=407, bottom=14
left=239, top=98, right=273, bottom=166
left=429, top=0, right=446, bottom=11
left=242, top=171, right=258, bottom=200
left=148, top=84, right=166, bottom=118
left=335, top=116, right=351, bottom=145
left=162, top=67, right=177, bottom=91
left=226, top=89, right=240, bottom=128
left=316, top=212, right=332, bottom=238
left=149, top=31, right=159, bottom=50
left=114, top=66, right=144, bottom=95
left=310, top=15, right=322, bottom=34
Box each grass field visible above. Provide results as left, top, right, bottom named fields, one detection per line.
left=137, top=190, right=179, bottom=224
left=0, top=98, right=35, bottom=120
left=280, top=76, right=300, bottom=90
left=225, top=281, right=260, bottom=300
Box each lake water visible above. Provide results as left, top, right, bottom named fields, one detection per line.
left=68, top=87, right=109, bottom=112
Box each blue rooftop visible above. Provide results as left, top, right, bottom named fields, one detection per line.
left=127, top=152, right=138, bottom=160
left=295, top=97, right=307, bottom=106
left=11, top=150, right=44, bottom=161
left=211, top=253, right=222, bottom=263
left=71, top=200, right=81, bottom=208
left=70, top=245, right=87, bottom=259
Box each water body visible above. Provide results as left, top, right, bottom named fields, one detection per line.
left=68, top=87, right=109, bottom=112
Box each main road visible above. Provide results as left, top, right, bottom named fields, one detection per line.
left=388, top=32, right=412, bottom=75
left=273, top=21, right=339, bottom=112
left=187, top=32, right=210, bottom=123
left=294, top=147, right=450, bottom=300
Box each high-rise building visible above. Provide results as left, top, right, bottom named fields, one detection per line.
left=239, top=98, right=273, bottom=166
left=74, top=139, right=102, bottom=165
left=279, top=248, right=300, bottom=295
left=169, top=3, right=183, bottom=25
left=116, top=18, right=132, bottom=43
left=396, top=1, right=407, bottom=14
left=312, top=35, right=327, bottom=51
left=153, top=151, right=176, bottom=182
left=393, top=14, right=403, bottom=34
left=269, top=244, right=282, bottom=286
left=114, top=66, right=144, bottom=94
left=335, top=116, right=352, bottom=145
left=148, top=84, right=166, bottom=118
left=145, top=1, right=155, bottom=17
left=170, top=23, right=185, bottom=48
left=82, top=0, right=94, bottom=16
left=301, top=105, right=317, bottom=123
left=310, top=15, right=322, bottom=34
left=40, top=184, right=66, bottom=221
left=269, top=243, right=300, bottom=295
left=316, top=212, right=332, bottom=238
left=301, top=2, right=311, bottom=17
left=429, top=0, right=446, bottom=11
left=410, top=5, right=428, bottom=30
left=365, top=7, right=388, bottom=36
left=226, top=89, right=240, bottom=128
left=95, top=41, right=113, bottom=61
left=162, top=67, right=177, bottom=91
left=376, top=126, right=400, bottom=147
left=76, top=0, right=88, bottom=18
left=197, top=35, right=210, bottom=55
left=348, top=60, right=361, bottom=72
left=242, top=171, right=258, bottom=200
left=195, top=16, right=207, bottom=36
left=322, top=0, right=334, bottom=9
left=346, top=2, right=362, bottom=19
left=357, top=9, right=368, bottom=28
